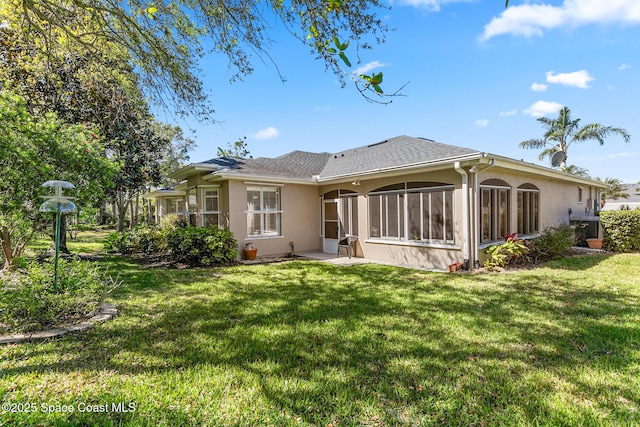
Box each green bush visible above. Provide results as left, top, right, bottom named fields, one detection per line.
left=484, top=235, right=529, bottom=270
left=166, top=226, right=237, bottom=267
left=103, top=230, right=136, bottom=254
left=600, top=210, right=640, bottom=252
left=0, top=259, right=105, bottom=333
left=526, top=225, right=576, bottom=263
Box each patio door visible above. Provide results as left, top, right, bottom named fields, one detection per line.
left=322, top=191, right=358, bottom=254
left=323, top=199, right=339, bottom=253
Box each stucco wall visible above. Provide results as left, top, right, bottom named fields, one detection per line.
left=226, top=180, right=321, bottom=258
left=477, top=168, right=601, bottom=231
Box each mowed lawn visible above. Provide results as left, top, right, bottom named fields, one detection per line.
left=1, top=245, right=639, bottom=425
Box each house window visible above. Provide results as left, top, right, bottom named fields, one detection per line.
left=578, top=187, right=583, bottom=203
left=201, top=187, right=220, bottom=227
left=480, top=179, right=510, bottom=243
left=368, top=182, right=454, bottom=244
left=517, top=184, right=539, bottom=235
left=247, top=187, right=281, bottom=237
left=167, top=198, right=185, bottom=216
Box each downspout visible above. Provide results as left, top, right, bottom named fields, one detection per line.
left=470, top=158, right=496, bottom=269
left=454, top=162, right=470, bottom=270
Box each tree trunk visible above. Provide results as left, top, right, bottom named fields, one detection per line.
left=58, top=213, right=71, bottom=254
left=116, top=192, right=130, bottom=232
left=1, top=230, right=12, bottom=271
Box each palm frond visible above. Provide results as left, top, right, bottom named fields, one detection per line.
left=519, top=138, right=546, bottom=149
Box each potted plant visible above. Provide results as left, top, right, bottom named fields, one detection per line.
left=243, top=242, right=258, bottom=260
left=586, top=238, right=603, bottom=249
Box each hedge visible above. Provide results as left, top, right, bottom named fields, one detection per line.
left=600, top=210, right=640, bottom=252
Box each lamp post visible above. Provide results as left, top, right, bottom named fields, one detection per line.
left=39, top=181, right=77, bottom=292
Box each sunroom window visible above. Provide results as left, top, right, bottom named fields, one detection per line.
left=480, top=179, right=510, bottom=243
left=368, top=182, right=454, bottom=244
left=517, top=184, right=539, bottom=236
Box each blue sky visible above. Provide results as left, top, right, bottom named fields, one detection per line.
left=170, top=0, right=640, bottom=183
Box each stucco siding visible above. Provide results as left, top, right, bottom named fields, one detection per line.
left=227, top=180, right=321, bottom=258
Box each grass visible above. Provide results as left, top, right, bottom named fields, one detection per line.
left=25, top=229, right=112, bottom=256
left=1, top=232, right=639, bottom=426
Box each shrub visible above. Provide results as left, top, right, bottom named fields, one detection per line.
left=526, top=225, right=576, bottom=263
left=103, top=230, right=136, bottom=254
left=166, top=226, right=237, bottom=267
left=103, top=224, right=165, bottom=254
left=0, top=259, right=106, bottom=333
left=484, top=234, right=529, bottom=270
left=600, top=210, right=640, bottom=252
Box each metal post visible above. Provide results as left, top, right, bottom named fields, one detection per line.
left=54, top=211, right=61, bottom=292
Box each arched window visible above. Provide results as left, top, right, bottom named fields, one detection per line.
left=368, top=182, right=455, bottom=244
left=517, top=184, right=539, bottom=235
left=480, top=179, right=510, bottom=243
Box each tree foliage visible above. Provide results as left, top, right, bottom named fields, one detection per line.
left=520, top=106, right=631, bottom=169
left=597, top=177, right=630, bottom=206
left=0, top=90, right=116, bottom=269
left=1, top=24, right=196, bottom=231
left=4, top=0, right=394, bottom=114
left=217, top=137, right=252, bottom=159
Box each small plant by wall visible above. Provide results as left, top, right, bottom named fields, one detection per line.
left=600, top=210, right=640, bottom=252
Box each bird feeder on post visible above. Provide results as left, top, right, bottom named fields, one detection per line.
left=38, top=180, right=77, bottom=292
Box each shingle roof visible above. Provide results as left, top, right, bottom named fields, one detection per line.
left=319, top=135, right=481, bottom=178
left=187, top=135, right=481, bottom=181
left=199, top=151, right=332, bottom=179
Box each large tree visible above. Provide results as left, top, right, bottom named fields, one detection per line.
left=0, top=90, right=116, bottom=269
left=3, top=0, right=392, bottom=114
left=520, top=106, right=631, bottom=170
left=1, top=25, right=197, bottom=232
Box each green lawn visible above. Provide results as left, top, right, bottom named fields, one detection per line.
left=1, top=239, right=639, bottom=426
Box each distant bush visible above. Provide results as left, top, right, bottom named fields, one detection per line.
left=600, top=210, right=640, bottom=252
left=166, top=226, right=237, bottom=267
left=0, top=259, right=105, bottom=333
left=103, top=215, right=237, bottom=267
left=526, top=225, right=576, bottom=263
left=103, top=230, right=137, bottom=254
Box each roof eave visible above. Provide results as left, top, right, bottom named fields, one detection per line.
left=488, top=154, right=608, bottom=188
left=317, top=153, right=485, bottom=183
left=203, top=171, right=319, bottom=185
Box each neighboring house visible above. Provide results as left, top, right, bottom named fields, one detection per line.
left=143, top=135, right=606, bottom=270
left=601, top=183, right=640, bottom=211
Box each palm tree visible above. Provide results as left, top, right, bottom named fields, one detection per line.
left=597, top=177, right=630, bottom=208
left=520, top=106, right=630, bottom=169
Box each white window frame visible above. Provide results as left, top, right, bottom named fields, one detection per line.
left=200, top=186, right=220, bottom=228
left=246, top=186, right=282, bottom=238
left=368, top=183, right=455, bottom=245
left=166, top=198, right=185, bottom=216
left=517, top=187, right=539, bottom=236
left=480, top=184, right=510, bottom=244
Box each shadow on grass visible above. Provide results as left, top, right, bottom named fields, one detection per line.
left=2, top=258, right=639, bottom=425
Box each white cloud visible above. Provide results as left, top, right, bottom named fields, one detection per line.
left=546, top=70, right=594, bottom=88
left=531, top=82, right=548, bottom=92
left=524, top=101, right=563, bottom=117
left=352, top=61, right=387, bottom=77
left=394, top=0, right=471, bottom=12
left=608, top=152, right=639, bottom=159
left=618, top=63, right=631, bottom=70
left=253, top=127, right=280, bottom=140
left=500, top=109, right=518, bottom=116
left=475, top=119, right=489, bottom=127
left=480, top=0, right=640, bottom=41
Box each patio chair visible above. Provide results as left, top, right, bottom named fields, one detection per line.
left=337, top=235, right=358, bottom=258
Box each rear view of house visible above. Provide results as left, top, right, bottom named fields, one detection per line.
left=143, top=135, right=606, bottom=270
